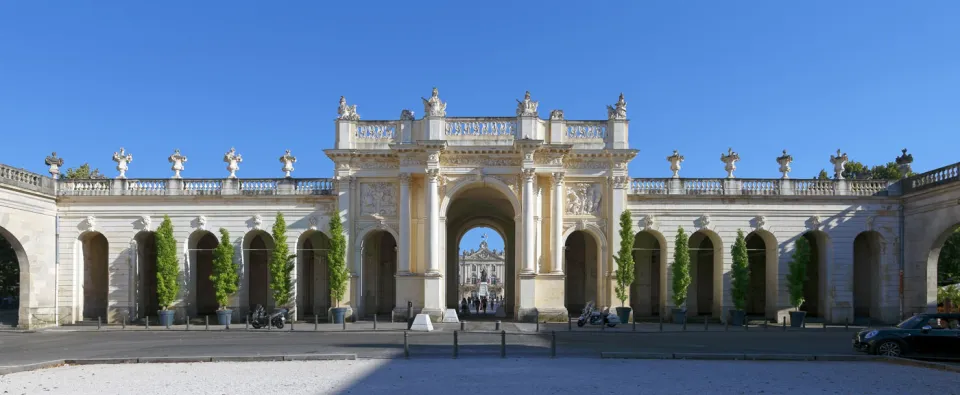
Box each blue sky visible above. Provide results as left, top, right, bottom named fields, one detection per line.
left=1, top=1, right=957, bottom=250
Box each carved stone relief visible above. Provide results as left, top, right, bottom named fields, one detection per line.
left=252, top=214, right=263, bottom=230
left=139, top=215, right=152, bottom=231
left=533, top=152, right=564, bottom=166
left=566, top=183, right=602, bottom=215
left=696, top=215, right=712, bottom=230
left=83, top=215, right=96, bottom=232
left=440, top=155, right=520, bottom=167
left=361, top=182, right=398, bottom=217
left=564, top=160, right=609, bottom=169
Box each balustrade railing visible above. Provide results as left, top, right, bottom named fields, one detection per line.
left=53, top=177, right=336, bottom=197
left=741, top=179, right=780, bottom=195
left=906, top=162, right=960, bottom=193
left=296, top=179, right=335, bottom=195
left=240, top=179, right=278, bottom=194
left=125, top=179, right=167, bottom=195
left=0, top=164, right=55, bottom=195
left=445, top=118, right=517, bottom=138
left=850, top=180, right=890, bottom=196
left=683, top=179, right=724, bottom=195
left=60, top=179, right=112, bottom=196
left=565, top=121, right=606, bottom=140
left=630, top=179, right=667, bottom=194
left=794, top=180, right=836, bottom=196
left=625, top=177, right=906, bottom=197
left=182, top=179, right=223, bottom=195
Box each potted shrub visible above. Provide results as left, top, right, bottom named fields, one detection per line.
left=671, top=226, right=691, bottom=324
left=786, top=236, right=811, bottom=327
left=269, top=213, right=296, bottom=312
left=327, top=213, right=349, bottom=324
left=155, top=215, right=179, bottom=327
left=729, top=229, right=749, bottom=326
left=614, top=210, right=636, bottom=324
left=211, top=228, right=239, bottom=325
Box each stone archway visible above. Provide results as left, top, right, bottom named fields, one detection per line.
left=456, top=226, right=507, bottom=316
left=929, top=224, right=960, bottom=312
left=688, top=230, right=722, bottom=318
left=0, top=226, right=26, bottom=328
left=189, top=230, right=219, bottom=317
left=565, top=230, right=601, bottom=315
left=444, top=183, right=517, bottom=318
left=297, top=230, right=331, bottom=318
left=745, top=230, right=778, bottom=320
left=134, top=231, right=159, bottom=319
left=853, top=231, right=883, bottom=322
left=78, top=232, right=109, bottom=321
left=360, top=230, right=397, bottom=318
left=631, top=230, right=667, bottom=317
left=802, top=231, right=831, bottom=318
left=244, top=230, right=275, bottom=311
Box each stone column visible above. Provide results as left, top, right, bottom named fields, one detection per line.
left=425, top=169, right=441, bottom=274
left=551, top=172, right=565, bottom=274
left=521, top=169, right=536, bottom=274
left=607, top=176, right=630, bottom=308
left=398, top=173, right=412, bottom=274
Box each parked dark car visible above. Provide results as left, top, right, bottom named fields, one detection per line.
left=853, top=313, right=960, bottom=358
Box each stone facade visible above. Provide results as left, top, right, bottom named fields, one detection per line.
left=0, top=90, right=958, bottom=328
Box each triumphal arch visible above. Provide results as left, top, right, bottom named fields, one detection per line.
left=1, top=88, right=959, bottom=328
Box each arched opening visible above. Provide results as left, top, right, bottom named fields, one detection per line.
left=134, top=231, right=159, bottom=319
left=565, top=230, right=600, bottom=315
left=80, top=232, right=109, bottom=320
left=445, top=185, right=516, bottom=318
left=745, top=231, right=777, bottom=319
left=244, top=230, right=275, bottom=310
left=688, top=230, right=722, bottom=317
left=456, top=227, right=506, bottom=316
left=0, top=227, right=24, bottom=328
left=631, top=230, right=665, bottom=317
left=361, top=230, right=397, bottom=318
left=297, top=230, right=332, bottom=318
left=931, top=225, right=960, bottom=313
left=801, top=231, right=830, bottom=318
left=189, top=230, right=219, bottom=317
left=853, top=231, right=883, bottom=322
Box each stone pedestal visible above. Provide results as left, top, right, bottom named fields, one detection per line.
left=410, top=313, right=434, bottom=332
left=442, top=309, right=460, bottom=323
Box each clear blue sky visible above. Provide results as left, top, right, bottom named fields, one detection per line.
left=2, top=1, right=957, bottom=250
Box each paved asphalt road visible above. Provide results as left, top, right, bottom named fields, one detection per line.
left=0, top=327, right=860, bottom=365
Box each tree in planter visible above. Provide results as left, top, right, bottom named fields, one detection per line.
left=729, top=229, right=750, bottom=325
left=613, top=210, right=635, bottom=323
left=155, top=216, right=180, bottom=323
left=210, top=228, right=239, bottom=310
left=270, top=213, right=296, bottom=307
left=327, top=214, right=348, bottom=312
left=787, top=237, right=811, bottom=327
left=671, top=226, right=691, bottom=319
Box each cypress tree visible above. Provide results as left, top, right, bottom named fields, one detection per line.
left=270, top=212, right=295, bottom=307
left=155, top=215, right=179, bottom=311
left=671, top=226, right=691, bottom=308
left=730, top=229, right=750, bottom=312
left=327, top=214, right=348, bottom=307
left=614, top=210, right=635, bottom=307
left=211, top=228, right=238, bottom=310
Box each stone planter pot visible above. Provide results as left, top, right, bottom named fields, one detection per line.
left=672, top=308, right=687, bottom=324
left=157, top=310, right=175, bottom=327
left=331, top=307, right=348, bottom=324
left=216, top=309, right=232, bottom=325
left=729, top=309, right=746, bottom=326
left=615, top=307, right=632, bottom=324
left=789, top=310, right=807, bottom=328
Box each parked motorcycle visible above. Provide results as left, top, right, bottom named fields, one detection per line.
left=577, top=301, right=619, bottom=328
left=249, top=304, right=287, bottom=329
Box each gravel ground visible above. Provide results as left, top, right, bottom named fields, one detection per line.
left=1, top=359, right=956, bottom=395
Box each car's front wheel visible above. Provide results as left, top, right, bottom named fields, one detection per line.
left=874, top=340, right=903, bottom=357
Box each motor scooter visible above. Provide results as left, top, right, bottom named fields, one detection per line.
left=249, top=304, right=287, bottom=329
left=577, top=301, right=619, bottom=328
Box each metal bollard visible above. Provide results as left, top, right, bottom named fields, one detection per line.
left=460, top=321, right=465, bottom=331
left=122, top=315, right=126, bottom=330
left=205, top=316, right=209, bottom=331
left=568, top=317, right=572, bottom=331
left=186, top=316, right=190, bottom=331
left=782, top=317, right=786, bottom=331
left=550, top=331, right=556, bottom=359
left=268, top=318, right=271, bottom=331
left=725, top=319, right=728, bottom=331
left=166, top=316, right=170, bottom=330
left=500, top=330, right=506, bottom=359
left=845, top=319, right=849, bottom=331
left=315, top=314, right=318, bottom=331
left=682, top=319, right=686, bottom=331
left=659, top=315, right=663, bottom=332
left=291, top=318, right=294, bottom=331
left=97, top=316, right=101, bottom=330
left=823, top=322, right=827, bottom=332
left=342, top=318, right=346, bottom=331
left=632, top=316, right=636, bottom=332
left=495, top=320, right=501, bottom=331
left=246, top=316, right=249, bottom=330
left=145, top=316, right=149, bottom=330
left=764, top=321, right=768, bottom=331
left=453, top=330, right=459, bottom=359
left=745, top=321, right=748, bottom=331
left=704, top=318, right=708, bottom=331
left=404, top=331, right=409, bottom=359
left=536, top=320, right=540, bottom=332
left=374, top=314, right=377, bottom=331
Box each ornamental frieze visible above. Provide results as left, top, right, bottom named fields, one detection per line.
left=533, top=152, right=564, bottom=166
left=566, top=183, right=602, bottom=215
left=564, top=160, right=609, bottom=169
left=440, top=155, right=521, bottom=167
left=360, top=182, right=398, bottom=217
left=356, top=159, right=399, bottom=169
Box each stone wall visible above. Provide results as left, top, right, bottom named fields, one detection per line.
left=0, top=183, right=57, bottom=329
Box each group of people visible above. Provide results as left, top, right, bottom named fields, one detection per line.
left=460, top=296, right=502, bottom=315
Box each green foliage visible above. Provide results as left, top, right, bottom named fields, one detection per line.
left=63, top=163, right=106, bottom=179
left=210, top=228, right=239, bottom=310
left=938, top=230, right=960, bottom=284
left=817, top=161, right=915, bottom=180
left=671, top=226, right=691, bottom=308
left=269, top=213, right=295, bottom=307
left=787, top=237, right=811, bottom=310
left=0, top=234, right=19, bottom=299
left=155, top=216, right=180, bottom=310
left=939, top=285, right=960, bottom=311
left=730, top=229, right=750, bottom=311
left=327, top=214, right=348, bottom=307
left=613, top=210, right=635, bottom=307
left=816, top=169, right=830, bottom=180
